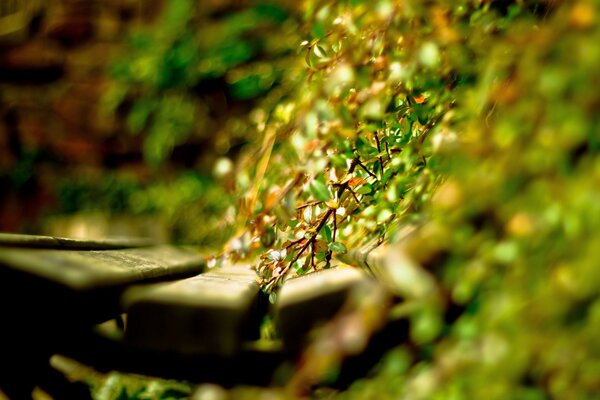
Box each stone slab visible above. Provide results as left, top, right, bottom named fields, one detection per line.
left=0, top=245, right=205, bottom=291
left=273, top=266, right=374, bottom=352
left=337, top=226, right=436, bottom=301
left=365, top=245, right=438, bottom=300
left=0, top=232, right=153, bottom=250
left=124, top=265, right=263, bottom=357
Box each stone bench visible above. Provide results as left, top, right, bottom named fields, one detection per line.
left=0, top=233, right=413, bottom=399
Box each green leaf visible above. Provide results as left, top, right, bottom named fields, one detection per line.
left=127, top=99, right=155, bottom=134
left=284, top=251, right=295, bottom=262
left=229, top=73, right=272, bottom=100
left=357, top=184, right=373, bottom=195
left=313, top=44, right=327, bottom=58
left=115, top=388, right=130, bottom=400
left=159, top=388, right=189, bottom=399
left=322, top=224, right=332, bottom=241
left=316, top=251, right=328, bottom=261
left=311, top=22, right=326, bottom=39
left=293, top=260, right=305, bottom=274
left=303, top=206, right=313, bottom=223
left=309, top=179, right=331, bottom=202
left=410, top=307, right=442, bottom=344
left=328, top=241, right=347, bottom=254
left=269, top=292, right=277, bottom=304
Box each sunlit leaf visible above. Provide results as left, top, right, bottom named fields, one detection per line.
left=309, top=179, right=331, bottom=202
left=268, top=292, right=277, bottom=304
left=356, top=184, right=374, bottom=195
left=328, top=241, right=347, bottom=254
left=322, top=224, right=332, bottom=241
left=311, top=22, right=326, bottom=39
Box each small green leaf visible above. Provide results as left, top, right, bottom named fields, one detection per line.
left=284, top=251, right=295, bottom=262
left=269, top=292, right=277, bottom=304
left=322, top=224, right=332, bottom=241
left=127, top=99, right=155, bottom=134
left=311, top=22, right=326, bottom=39
left=377, top=208, right=394, bottom=223
left=357, top=184, right=373, bottom=195
left=303, top=206, right=313, bottom=223
left=329, top=241, right=347, bottom=254
left=293, top=260, right=304, bottom=273
left=309, top=179, right=331, bottom=201
left=159, top=388, right=189, bottom=399
left=313, top=44, right=327, bottom=58
left=410, top=307, right=442, bottom=344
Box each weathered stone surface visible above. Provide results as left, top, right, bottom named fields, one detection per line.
left=339, top=239, right=379, bottom=270
left=337, top=226, right=437, bottom=301
left=0, top=242, right=206, bottom=330
left=124, top=265, right=263, bottom=356
left=41, top=214, right=169, bottom=245
left=0, top=244, right=204, bottom=290
left=365, top=245, right=438, bottom=300
left=273, top=266, right=375, bottom=352
left=0, top=232, right=153, bottom=250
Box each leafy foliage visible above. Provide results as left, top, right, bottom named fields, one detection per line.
left=105, top=0, right=294, bottom=166
left=214, top=0, right=600, bottom=397
left=48, top=1, right=301, bottom=246
left=224, top=0, right=460, bottom=290
left=93, top=372, right=191, bottom=400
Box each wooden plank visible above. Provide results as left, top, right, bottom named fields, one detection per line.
left=0, top=232, right=153, bottom=250
left=0, top=245, right=205, bottom=291
left=273, top=266, right=375, bottom=352
left=124, top=265, right=264, bottom=357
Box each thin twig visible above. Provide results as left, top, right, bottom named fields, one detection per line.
left=347, top=187, right=361, bottom=204
left=297, top=200, right=323, bottom=210
left=374, top=130, right=385, bottom=176
left=333, top=211, right=337, bottom=242
left=354, top=157, right=377, bottom=179
left=266, top=208, right=334, bottom=286
left=285, top=237, right=306, bottom=249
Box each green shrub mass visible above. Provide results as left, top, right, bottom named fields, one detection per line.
left=223, top=0, right=600, bottom=397
left=34, top=0, right=598, bottom=396
left=52, top=1, right=299, bottom=245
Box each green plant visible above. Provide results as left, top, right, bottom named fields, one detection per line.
left=216, top=0, right=600, bottom=397
left=104, top=0, right=294, bottom=166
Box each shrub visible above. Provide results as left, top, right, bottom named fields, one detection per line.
left=221, top=0, right=600, bottom=397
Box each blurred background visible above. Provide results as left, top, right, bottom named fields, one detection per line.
left=0, top=0, right=299, bottom=245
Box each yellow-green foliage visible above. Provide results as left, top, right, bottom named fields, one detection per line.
left=229, top=0, right=600, bottom=397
